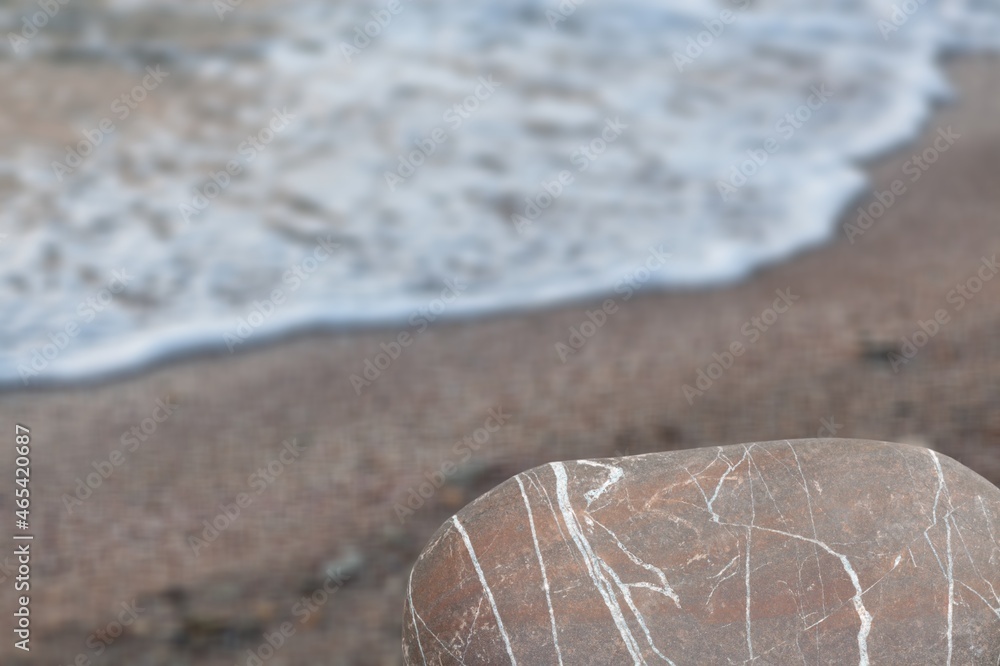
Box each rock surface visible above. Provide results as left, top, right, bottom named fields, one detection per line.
left=402, top=439, right=1000, bottom=664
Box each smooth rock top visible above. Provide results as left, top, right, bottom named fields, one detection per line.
left=402, top=439, right=1000, bottom=665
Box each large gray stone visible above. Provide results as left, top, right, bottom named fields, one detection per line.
left=403, top=439, right=1000, bottom=664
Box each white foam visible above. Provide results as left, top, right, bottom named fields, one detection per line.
left=1, top=0, right=998, bottom=386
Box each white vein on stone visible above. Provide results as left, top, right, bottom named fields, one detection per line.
left=980, top=495, right=999, bottom=552
left=412, top=530, right=476, bottom=664
left=529, top=471, right=583, bottom=569
left=928, top=451, right=955, bottom=666
left=952, top=511, right=1000, bottom=610
left=515, top=476, right=564, bottom=666
left=596, top=557, right=678, bottom=665
left=859, top=554, right=903, bottom=596
left=925, top=531, right=947, bottom=577
left=461, top=597, right=484, bottom=663
left=706, top=448, right=751, bottom=523
left=685, top=468, right=712, bottom=511
left=413, top=597, right=470, bottom=663
left=946, top=511, right=955, bottom=666
left=723, top=522, right=873, bottom=666
left=579, top=460, right=625, bottom=508
left=958, top=580, right=1000, bottom=619
left=931, top=450, right=945, bottom=524
left=452, top=516, right=518, bottom=665
left=706, top=553, right=741, bottom=607
left=745, top=449, right=756, bottom=662
left=408, top=567, right=428, bottom=666
left=550, top=462, right=648, bottom=664
left=788, top=441, right=829, bottom=618
left=694, top=447, right=726, bottom=478
left=744, top=527, right=754, bottom=660
left=922, top=450, right=951, bottom=579
left=747, top=452, right=791, bottom=529
left=590, top=516, right=681, bottom=608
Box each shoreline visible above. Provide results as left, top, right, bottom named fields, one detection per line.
left=3, top=53, right=999, bottom=664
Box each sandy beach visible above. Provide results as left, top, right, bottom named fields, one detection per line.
left=1, top=53, right=999, bottom=665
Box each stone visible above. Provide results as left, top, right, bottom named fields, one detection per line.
left=324, top=546, right=366, bottom=582
left=402, top=439, right=1000, bottom=664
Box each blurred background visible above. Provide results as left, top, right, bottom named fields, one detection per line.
left=0, top=0, right=998, bottom=663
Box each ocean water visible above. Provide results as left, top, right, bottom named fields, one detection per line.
left=0, top=0, right=998, bottom=386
